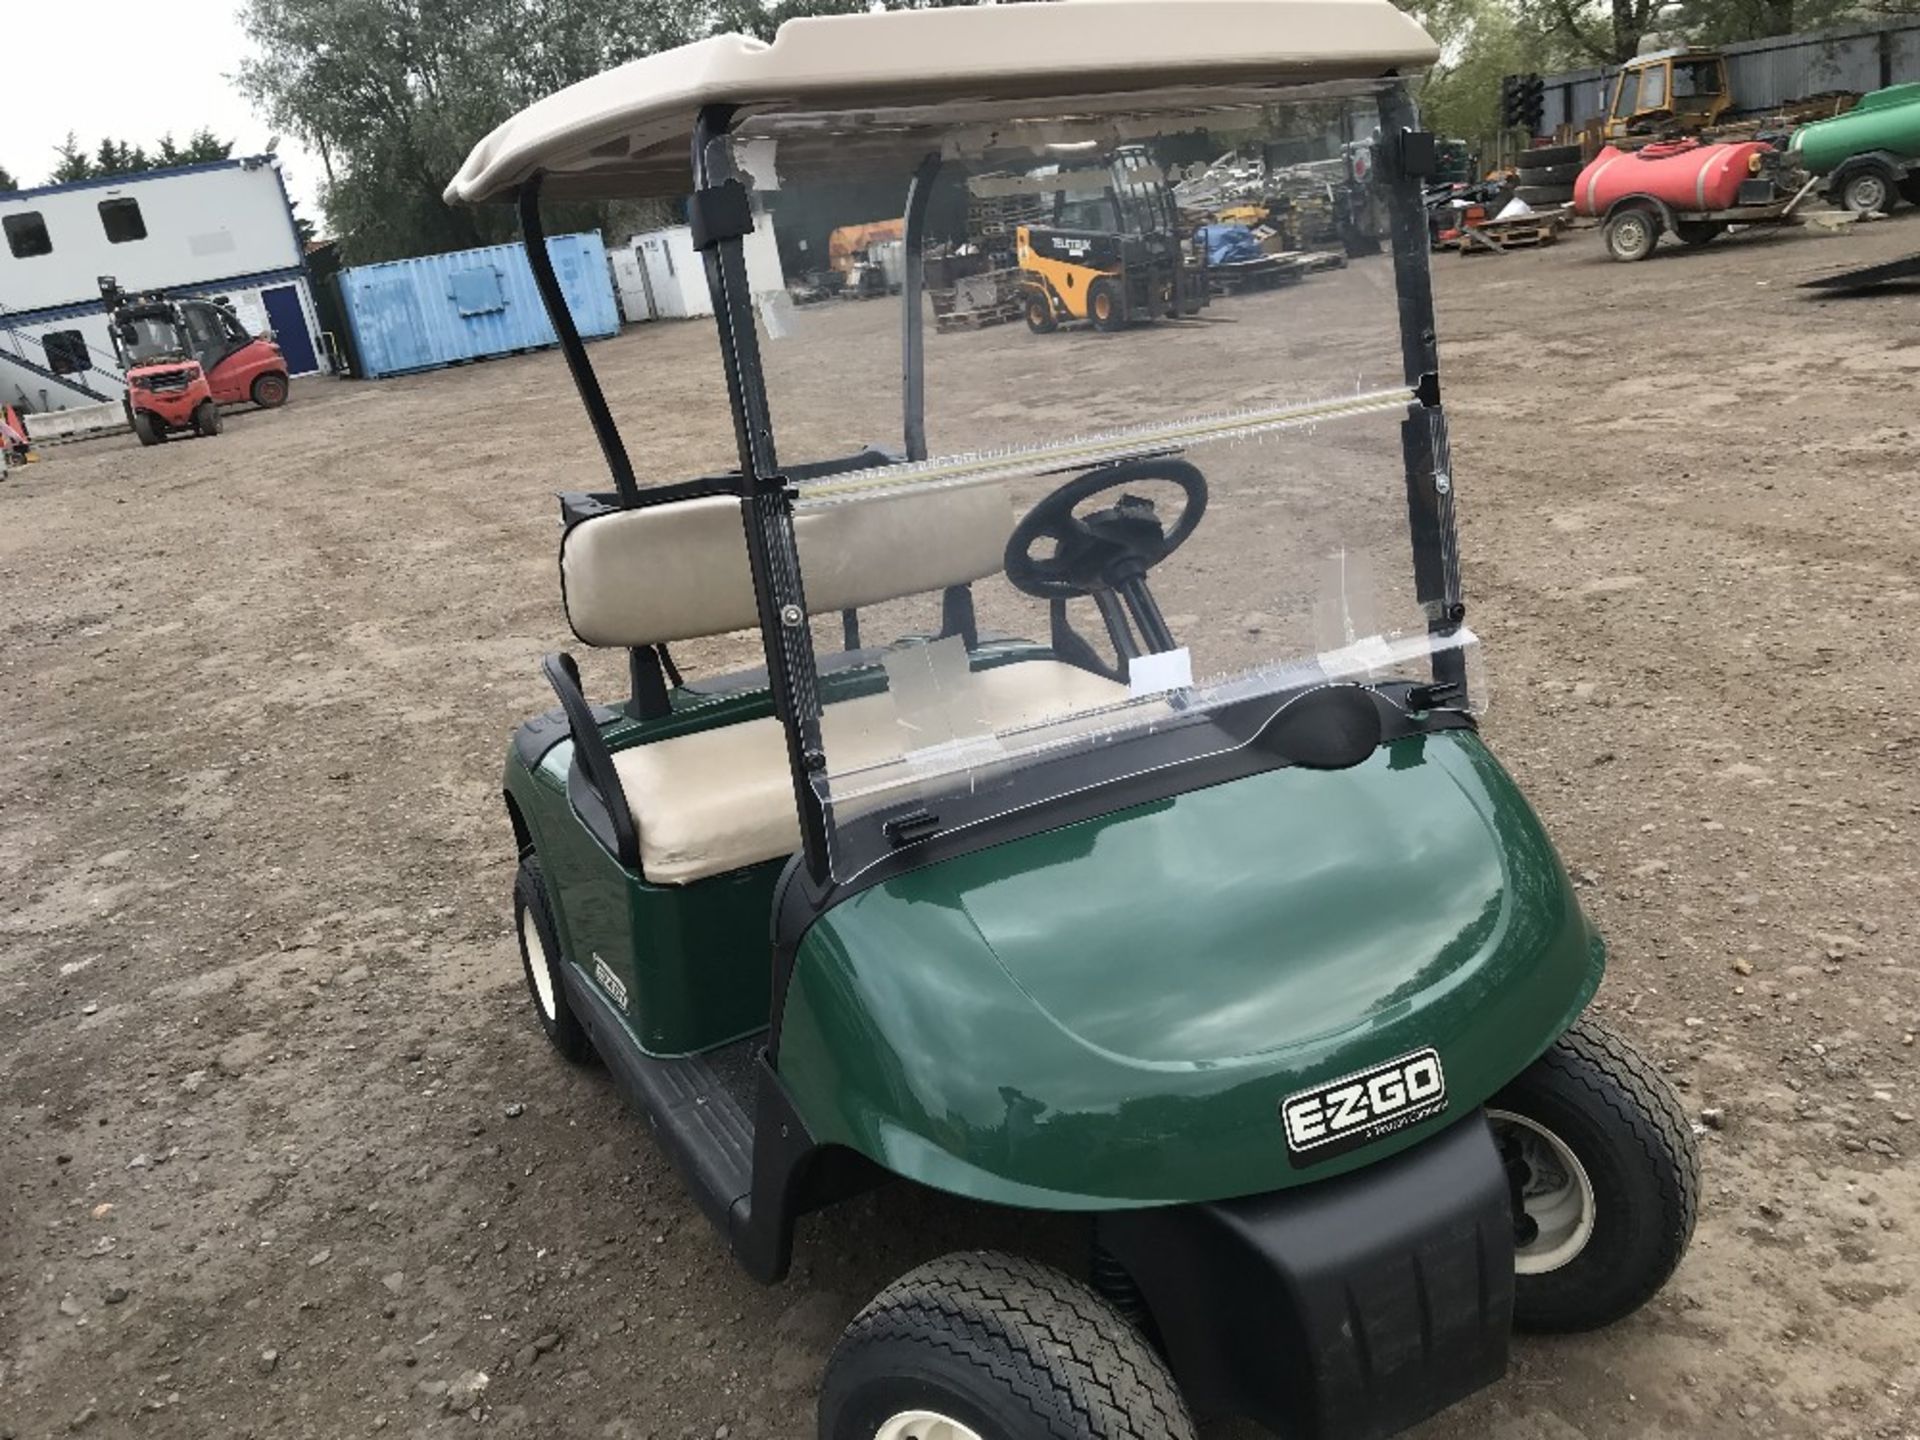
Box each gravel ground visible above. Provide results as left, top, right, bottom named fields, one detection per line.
left=3, top=212, right=1918, bottom=1440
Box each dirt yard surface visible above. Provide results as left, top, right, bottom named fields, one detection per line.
left=5, top=215, right=1919, bottom=1440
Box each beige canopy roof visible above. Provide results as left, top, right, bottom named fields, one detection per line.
left=445, top=0, right=1438, bottom=205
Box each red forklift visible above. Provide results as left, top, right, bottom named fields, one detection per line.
left=101, top=277, right=291, bottom=446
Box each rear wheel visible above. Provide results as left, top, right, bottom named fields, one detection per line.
left=132, top=411, right=163, bottom=446
left=1674, top=221, right=1721, bottom=247
left=820, top=1252, right=1195, bottom=1440
left=513, top=853, right=591, bottom=1062
left=1899, top=174, right=1920, bottom=208
left=1604, top=208, right=1660, bottom=262
left=1023, top=290, right=1057, bottom=334
left=251, top=372, right=290, bottom=408
left=1087, top=278, right=1125, bottom=332
left=192, top=401, right=224, bottom=437
left=1488, top=1017, right=1698, bottom=1332
left=1838, top=165, right=1895, bottom=215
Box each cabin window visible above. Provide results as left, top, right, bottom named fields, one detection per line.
left=44, top=330, right=90, bottom=375
left=4, top=212, right=52, bottom=258
left=1638, top=64, right=1669, bottom=111
left=99, top=197, right=148, bottom=244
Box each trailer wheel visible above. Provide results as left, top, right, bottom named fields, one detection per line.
left=252, top=373, right=290, bottom=408
left=1604, top=208, right=1660, bottom=262
left=1023, top=291, right=1057, bottom=335
left=192, top=402, right=224, bottom=437
left=132, top=412, right=163, bottom=447
left=1837, top=165, right=1896, bottom=216
left=1488, top=1017, right=1699, bottom=1333
left=513, top=853, right=591, bottom=1063
left=1674, top=222, right=1721, bottom=247
left=1087, top=278, right=1126, bottom=332
left=820, top=1252, right=1195, bottom=1440
left=1899, top=174, right=1920, bottom=208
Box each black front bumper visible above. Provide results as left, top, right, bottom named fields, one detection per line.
left=1098, top=1111, right=1514, bottom=1440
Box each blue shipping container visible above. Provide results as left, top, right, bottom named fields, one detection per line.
left=338, top=232, right=619, bottom=379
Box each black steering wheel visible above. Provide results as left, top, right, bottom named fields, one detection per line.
left=1003, top=457, right=1209, bottom=600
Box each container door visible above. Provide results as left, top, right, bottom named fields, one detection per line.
left=262, top=286, right=319, bottom=374
left=638, top=235, right=684, bottom=319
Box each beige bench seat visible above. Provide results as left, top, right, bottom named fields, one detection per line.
left=612, top=660, right=1125, bottom=884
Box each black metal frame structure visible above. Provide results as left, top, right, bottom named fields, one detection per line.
left=513, top=82, right=1461, bottom=895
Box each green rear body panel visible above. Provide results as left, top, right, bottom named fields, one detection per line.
left=776, top=730, right=1603, bottom=1208
left=1790, top=84, right=1920, bottom=173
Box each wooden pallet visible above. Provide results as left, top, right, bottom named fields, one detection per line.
left=935, top=301, right=1022, bottom=332
left=1457, top=212, right=1569, bottom=255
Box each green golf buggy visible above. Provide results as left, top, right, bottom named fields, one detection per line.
left=447, top=4, right=1699, bottom=1435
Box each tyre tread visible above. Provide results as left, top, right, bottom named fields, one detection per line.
left=832, top=1251, right=1194, bottom=1440
left=1533, top=1017, right=1699, bottom=1304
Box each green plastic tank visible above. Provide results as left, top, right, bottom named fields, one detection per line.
left=1789, top=84, right=1920, bottom=173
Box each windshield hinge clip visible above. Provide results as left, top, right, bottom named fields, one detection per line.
left=690, top=178, right=755, bottom=251
left=882, top=809, right=942, bottom=847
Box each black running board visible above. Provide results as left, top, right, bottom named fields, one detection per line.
left=557, top=960, right=757, bottom=1233
left=556, top=956, right=888, bottom=1282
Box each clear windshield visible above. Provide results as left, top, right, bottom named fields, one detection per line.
left=122, top=315, right=188, bottom=365
left=715, top=80, right=1472, bottom=882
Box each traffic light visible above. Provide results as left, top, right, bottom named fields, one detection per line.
left=1499, top=74, right=1522, bottom=130
left=1519, top=75, right=1546, bottom=132
left=1499, top=73, right=1547, bottom=134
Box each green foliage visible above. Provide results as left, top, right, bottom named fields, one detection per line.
left=0, top=162, right=16, bottom=193
left=238, top=0, right=977, bottom=263
left=47, top=129, right=233, bottom=184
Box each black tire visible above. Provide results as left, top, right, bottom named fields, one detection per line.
left=251, top=372, right=290, bottom=408
left=1899, top=174, right=1920, bottom=208
left=1604, top=207, right=1661, bottom=262
left=1519, top=143, right=1583, bottom=168
left=1514, top=160, right=1582, bottom=185
left=1674, top=221, right=1721, bottom=247
left=1836, top=164, right=1897, bottom=216
left=192, top=401, right=224, bottom=437
left=819, top=1251, right=1195, bottom=1440
left=1086, top=277, right=1125, bottom=332
left=1023, top=290, right=1058, bottom=335
left=513, top=853, right=591, bottom=1063
left=132, top=411, right=163, bottom=447
left=1514, top=184, right=1575, bottom=206
left=1488, top=1017, right=1699, bottom=1333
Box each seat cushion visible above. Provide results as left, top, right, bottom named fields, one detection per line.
left=611, top=660, right=1126, bottom=884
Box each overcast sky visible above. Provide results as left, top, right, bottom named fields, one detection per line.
left=5, top=2, right=325, bottom=217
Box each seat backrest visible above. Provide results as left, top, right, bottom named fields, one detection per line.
left=560, top=482, right=1013, bottom=647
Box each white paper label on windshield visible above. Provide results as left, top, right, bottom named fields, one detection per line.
left=1129, top=647, right=1193, bottom=698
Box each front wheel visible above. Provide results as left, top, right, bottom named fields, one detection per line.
left=1488, top=1017, right=1699, bottom=1332
left=1604, top=208, right=1660, bottom=262
left=251, top=372, right=290, bottom=408
left=820, top=1252, right=1195, bottom=1440
left=1023, top=291, right=1057, bottom=335
left=132, top=411, right=163, bottom=446
left=1086, top=277, right=1125, bottom=332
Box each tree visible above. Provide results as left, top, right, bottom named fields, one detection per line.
left=45, top=129, right=233, bottom=184
left=238, top=0, right=978, bottom=263
left=0, top=162, right=16, bottom=193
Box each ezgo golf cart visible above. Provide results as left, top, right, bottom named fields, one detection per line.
left=448, top=4, right=1698, bottom=1435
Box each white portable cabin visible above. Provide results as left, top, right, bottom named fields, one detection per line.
left=623, top=221, right=785, bottom=321
left=0, top=158, right=327, bottom=414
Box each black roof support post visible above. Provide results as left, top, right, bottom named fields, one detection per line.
left=518, top=178, right=642, bottom=506
left=690, top=105, right=832, bottom=892
left=1377, top=83, right=1466, bottom=693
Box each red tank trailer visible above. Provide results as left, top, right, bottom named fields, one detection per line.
left=1572, top=138, right=1816, bottom=261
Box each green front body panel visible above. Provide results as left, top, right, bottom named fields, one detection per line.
left=1790, top=83, right=1920, bottom=173
left=504, top=743, right=779, bottom=1057
left=777, top=730, right=1604, bottom=1209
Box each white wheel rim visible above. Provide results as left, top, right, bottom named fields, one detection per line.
left=1488, top=1109, right=1597, bottom=1275
left=1852, top=176, right=1887, bottom=211
left=873, top=1413, right=983, bottom=1440
left=520, top=905, right=557, bottom=1021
